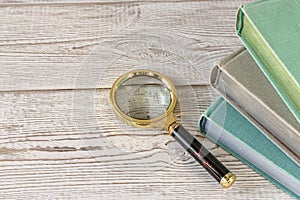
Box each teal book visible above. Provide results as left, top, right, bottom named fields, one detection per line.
left=236, top=0, right=300, bottom=122
left=199, top=97, right=300, bottom=199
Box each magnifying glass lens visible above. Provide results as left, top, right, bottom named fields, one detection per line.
left=115, top=75, right=171, bottom=120
left=111, top=70, right=235, bottom=188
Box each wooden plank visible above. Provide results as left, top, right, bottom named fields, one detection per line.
left=0, top=1, right=249, bottom=91
left=0, top=0, right=253, bottom=5
left=0, top=88, right=293, bottom=199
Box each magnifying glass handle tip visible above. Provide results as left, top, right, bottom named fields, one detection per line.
left=170, top=124, right=236, bottom=188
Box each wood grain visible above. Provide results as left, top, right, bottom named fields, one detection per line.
left=0, top=0, right=293, bottom=199
left=0, top=0, right=252, bottom=5
left=0, top=1, right=251, bottom=91
left=0, top=88, right=293, bottom=200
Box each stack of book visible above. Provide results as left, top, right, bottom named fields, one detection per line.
left=199, top=0, right=300, bottom=198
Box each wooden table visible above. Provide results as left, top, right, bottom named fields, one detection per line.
left=0, top=1, right=293, bottom=199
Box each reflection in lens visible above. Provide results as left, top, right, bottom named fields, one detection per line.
left=115, top=75, right=171, bottom=120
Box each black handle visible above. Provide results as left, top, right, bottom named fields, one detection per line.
left=171, top=124, right=235, bottom=188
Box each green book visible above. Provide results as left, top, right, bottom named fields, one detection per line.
left=236, top=0, right=300, bottom=122
left=199, top=97, right=300, bottom=199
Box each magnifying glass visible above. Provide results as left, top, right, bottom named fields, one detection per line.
left=110, top=69, right=236, bottom=188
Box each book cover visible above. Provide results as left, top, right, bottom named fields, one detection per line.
left=210, top=47, right=300, bottom=166
left=199, top=97, right=300, bottom=199
left=236, top=0, right=300, bottom=122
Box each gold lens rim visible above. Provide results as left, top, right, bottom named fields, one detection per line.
left=109, top=69, right=177, bottom=129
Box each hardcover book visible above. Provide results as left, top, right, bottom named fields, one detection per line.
left=199, top=97, right=300, bottom=199
left=236, top=0, right=300, bottom=122
left=210, top=47, right=300, bottom=166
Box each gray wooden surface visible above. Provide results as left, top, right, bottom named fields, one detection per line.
left=0, top=1, right=294, bottom=199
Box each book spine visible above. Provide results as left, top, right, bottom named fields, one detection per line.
left=236, top=6, right=244, bottom=37
left=199, top=114, right=300, bottom=199
left=210, top=60, right=300, bottom=165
